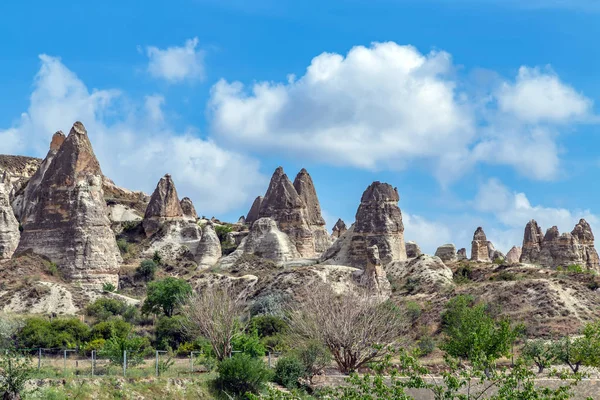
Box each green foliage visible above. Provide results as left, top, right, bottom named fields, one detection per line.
left=0, top=351, right=35, bottom=399
left=521, top=339, right=557, bottom=373
left=82, top=338, right=106, bottom=354
left=0, top=315, right=24, bottom=348
left=554, top=321, right=600, bottom=372
left=493, top=257, right=505, bottom=265
left=249, top=315, right=288, bottom=338
left=232, top=330, right=266, bottom=358
left=404, top=301, right=422, bottom=323
left=440, top=295, right=521, bottom=368
left=136, top=259, right=157, bottom=282
left=416, top=334, right=436, bottom=357
left=100, top=334, right=152, bottom=366
left=17, top=317, right=90, bottom=349
left=152, top=251, right=162, bottom=265
left=214, top=224, right=233, bottom=243
left=90, top=319, right=132, bottom=340
left=85, top=298, right=127, bottom=321
left=292, top=340, right=331, bottom=381
left=250, top=294, right=288, bottom=317
left=274, top=356, right=306, bottom=389
left=157, top=355, right=175, bottom=376
left=102, top=282, right=116, bottom=293
left=121, top=220, right=140, bottom=232
left=453, top=263, right=473, bottom=284
left=403, top=277, right=419, bottom=294
left=155, top=315, right=188, bottom=350
left=493, top=271, right=519, bottom=281
left=45, top=262, right=60, bottom=277
left=116, top=238, right=130, bottom=254
left=215, top=353, right=273, bottom=398
left=141, top=277, right=192, bottom=317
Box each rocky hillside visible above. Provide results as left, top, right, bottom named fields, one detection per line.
left=0, top=120, right=599, bottom=339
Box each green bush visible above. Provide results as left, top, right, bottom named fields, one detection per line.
left=100, top=334, right=152, bottom=366
left=153, top=251, right=162, bottom=265
left=215, top=354, right=273, bottom=398
left=250, top=294, right=287, bottom=317
left=417, top=334, right=436, bottom=356
left=116, top=239, right=130, bottom=254
left=293, top=340, right=330, bottom=381
left=405, top=301, right=422, bottom=322
left=86, top=298, right=127, bottom=321
left=453, top=264, right=473, bottom=284
left=274, top=356, right=305, bottom=389
left=141, top=277, right=192, bottom=317
left=102, top=282, right=116, bottom=293
left=214, top=224, right=233, bottom=243
left=155, top=315, right=188, bottom=350
left=136, top=259, right=157, bottom=281
left=90, top=319, right=131, bottom=340
left=17, top=317, right=91, bottom=349
left=249, top=315, right=288, bottom=338
left=232, top=330, right=266, bottom=358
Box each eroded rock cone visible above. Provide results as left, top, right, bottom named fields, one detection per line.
left=520, top=219, right=544, bottom=264
left=358, top=245, right=391, bottom=298
left=195, top=223, right=222, bottom=269
left=471, top=227, right=490, bottom=262
left=406, top=241, right=422, bottom=258
left=0, top=181, right=19, bottom=259
left=16, top=122, right=121, bottom=287
left=293, top=168, right=332, bottom=253
left=180, top=197, right=198, bottom=221
left=332, top=218, right=347, bottom=239
left=435, top=244, right=457, bottom=263
left=143, top=174, right=184, bottom=237
left=320, top=181, right=407, bottom=268
left=245, top=196, right=263, bottom=226
left=506, top=246, right=522, bottom=264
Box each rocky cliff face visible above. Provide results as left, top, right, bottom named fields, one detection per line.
left=519, top=219, right=600, bottom=271
left=406, top=241, right=422, bottom=258
left=15, top=122, right=121, bottom=288
left=320, top=181, right=407, bottom=268
left=471, top=227, right=490, bottom=262
left=0, top=155, right=42, bottom=203
left=0, top=181, right=19, bottom=259
left=293, top=169, right=331, bottom=253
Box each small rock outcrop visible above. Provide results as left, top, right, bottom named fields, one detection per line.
left=387, top=255, right=454, bottom=294
left=457, top=248, right=467, bottom=261
left=195, top=223, right=222, bottom=269
left=15, top=122, right=121, bottom=287
left=332, top=218, right=347, bottom=239
left=320, top=182, right=407, bottom=268
left=180, top=197, right=198, bottom=221
left=143, top=174, right=184, bottom=237
left=519, top=219, right=600, bottom=272
left=506, top=246, right=522, bottom=264
left=357, top=245, right=391, bottom=297
left=406, top=241, right=422, bottom=258
left=0, top=182, right=19, bottom=259
left=471, top=227, right=490, bottom=262
left=435, top=244, right=457, bottom=263
left=219, top=217, right=301, bottom=268
left=245, top=196, right=263, bottom=226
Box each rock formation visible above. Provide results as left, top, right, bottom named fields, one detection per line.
left=15, top=122, right=121, bottom=287
left=0, top=181, right=19, bottom=259
left=506, top=246, right=522, bottom=264
left=180, top=197, right=198, bottom=221
left=387, top=255, right=454, bottom=294
left=406, top=241, right=422, bottom=258
left=219, top=217, right=300, bottom=268
left=195, top=223, right=222, bottom=269
left=358, top=245, right=392, bottom=297
left=320, top=182, right=407, bottom=268
left=237, top=216, right=246, bottom=225
left=332, top=218, right=347, bottom=239
left=519, top=219, right=600, bottom=271
left=245, top=196, right=263, bottom=226
left=293, top=169, right=332, bottom=253
left=143, top=174, right=184, bottom=238
left=435, top=244, right=457, bottom=263
left=0, top=155, right=42, bottom=203
left=471, top=227, right=490, bottom=262
left=457, top=248, right=467, bottom=261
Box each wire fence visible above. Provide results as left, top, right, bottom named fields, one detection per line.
left=2, top=348, right=283, bottom=379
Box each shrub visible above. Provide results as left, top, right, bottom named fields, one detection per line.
left=0, top=351, right=35, bottom=399
left=493, top=271, right=518, bottom=281
left=17, top=317, right=91, bottom=349
left=136, top=259, right=157, bottom=282
left=153, top=251, right=162, bottom=265
left=249, top=315, right=287, bottom=338
left=214, top=224, right=233, bottom=243
left=86, top=298, right=128, bottom=321
left=274, top=356, right=305, bottom=389
left=293, top=340, right=330, bottom=382
left=405, top=301, right=422, bottom=323
left=417, top=334, right=436, bottom=356
left=101, top=334, right=152, bottom=366
left=453, top=264, right=473, bottom=284
left=404, top=277, right=420, bottom=294
left=155, top=315, right=188, bottom=350
left=116, top=239, right=130, bottom=254
left=83, top=338, right=106, bottom=354
left=45, top=262, right=60, bottom=277
left=215, top=354, right=273, bottom=398
left=90, top=319, right=131, bottom=340
left=102, top=282, right=116, bottom=293
left=232, top=330, right=266, bottom=358
left=250, top=294, right=287, bottom=317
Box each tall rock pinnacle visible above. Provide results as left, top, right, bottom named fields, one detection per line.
left=520, top=220, right=545, bottom=264
left=143, top=174, right=184, bottom=237
left=470, top=227, right=490, bottom=262
left=16, top=122, right=121, bottom=287
left=245, top=196, right=263, bottom=225
left=292, top=168, right=331, bottom=253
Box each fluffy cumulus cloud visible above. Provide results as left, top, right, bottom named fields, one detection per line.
left=403, top=213, right=455, bottom=255
left=145, top=37, right=205, bottom=83
left=0, top=55, right=265, bottom=215
left=209, top=42, right=594, bottom=183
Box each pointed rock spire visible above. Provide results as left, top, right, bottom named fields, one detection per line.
left=520, top=219, right=544, bottom=264
left=16, top=122, right=121, bottom=287
left=293, top=168, right=325, bottom=226
left=143, top=174, right=184, bottom=237
left=180, top=197, right=198, bottom=220
left=470, top=227, right=490, bottom=262
left=332, top=218, right=347, bottom=238
left=195, top=222, right=222, bottom=269
left=245, top=196, right=263, bottom=225
left=259, top=167, right=304, bottom=218
left=506, top=246, right=522, bottom=264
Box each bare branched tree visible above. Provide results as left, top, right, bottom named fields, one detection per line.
left=288, top=284, right=406, bottom=374
left=181, top=286, right=247, bottom=361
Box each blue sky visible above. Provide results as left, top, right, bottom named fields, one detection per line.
left=1, top=0, right=600, bottom=254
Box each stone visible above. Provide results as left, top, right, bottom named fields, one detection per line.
left=506, top=246, right=522, bottom=264
left=245, top=196, right=263, bottom=225
left=218, top=217, right=301, bottom=268
left=406, top=241, right=422, bottom=258
left=520, top=219, right=544, bottom=264
left=143, top=174, right=184, bottom=238
left=457, top=248, right=467, bottom=261
left=195, top=222, right=222, bottom=269
left=180, top=197, right=198, bottom=221
left=320, top=181, right=407, bottom=268
left=435, top=244, right=457, bottom=263
left=471, top=227, right=490, bottom=262
left=332, top=218, right=347, bottom=239
left=358, top=245, right=391, bottom=297
left=15, top=122, right=121, bottom=288
left=0, top=182, right=19, bottom=259
left=387, top=255, right=454, bottom=294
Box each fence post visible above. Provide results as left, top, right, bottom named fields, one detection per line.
left=155, top=351, right=159, bottom=377
left=268, top=352, right=271, bottom=368
left=63, top=349, right=67, bottom=376
left=91, top=350, right=95, bottom=376
left=37, top=348, right=41, bottom=371
left=123, top=350, right=127, bottom=376
left=190, top=353, right=193, bottom=372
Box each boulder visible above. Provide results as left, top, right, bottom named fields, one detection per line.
left=506, top=246, right=522, bottom=264
left=320, top=181, right=407, bottom=268
left=180, top=197, right=198, bottom=221
left=387, top=255, right=454, bottom=294
left=435, top=244, right=457, bottom=263
left=245, top=196, right=263, bottom=226
left=457, top=248, right=467, bottom=261
left=0, top=182, right=19, bottom=259
left=195, top=222, right=222, bottom=269
left=406, top=241, right=422, bottom=258
left=143, top=174, right=184, bottom=237
left=332, top=218, right=347, bottom=239
left=15, top=122, right=121, bottom=288
left=218, top=217, right=301, bottom=268
left=470, top=227, right=490, bottom=262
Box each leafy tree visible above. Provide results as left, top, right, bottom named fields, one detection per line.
left=0, top=315, right=23, bottom=349
left=249, top=315, right=287, bottom=338
left=292, top=340, right=331, bottom=383
left=142, top=277, right=192, bottom=317
left=215, top=353, right=273, bottom=398
left=17, top=317, right=90, bottom=349
left=90, top=319, right=132, bottom=340
left=274, top=356, right=306, bottom=389
left=85, top=298, right=127, bottom=321
left=0, top=351, right=35, bottom=400
left=155, top=315, right=188, bottom=350
left=521, top=339, right=557, bottom=374
left=100, top=334, right=152, bottom=367
left=136, top=259, right=157, bottom=282
left=554, top=322, right=600, bottom=373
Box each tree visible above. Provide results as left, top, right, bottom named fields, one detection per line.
left=155, top=315, right=189, bottom=350
left=181, top=286, right=246, bottom=361
left=554, top=322, right=600, bottom=373
left=521, top=339, right=557, bottom=374
left=441, top=295, right=521, bottom=371
left=288, top=284, right=406, bottom=374
left=136, top=259, right=157, bottom=282
left=141, top=277, right=192, bottom=317
left=0, top=315, right=23, bottom=349
left=0, top=352, right=35, bottom=400
left=100, top=334, right=152, bottom=367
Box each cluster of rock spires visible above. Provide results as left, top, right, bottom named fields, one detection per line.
left=520, top=219, right=600, bottom=271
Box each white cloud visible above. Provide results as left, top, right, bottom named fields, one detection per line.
left=497, top=66, right=592, bottom=123
left=0, top=54, right=265, bottom=215
left=145, top=37, right=205, bottom=83
left=403, top=213, right=455, bottom=255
